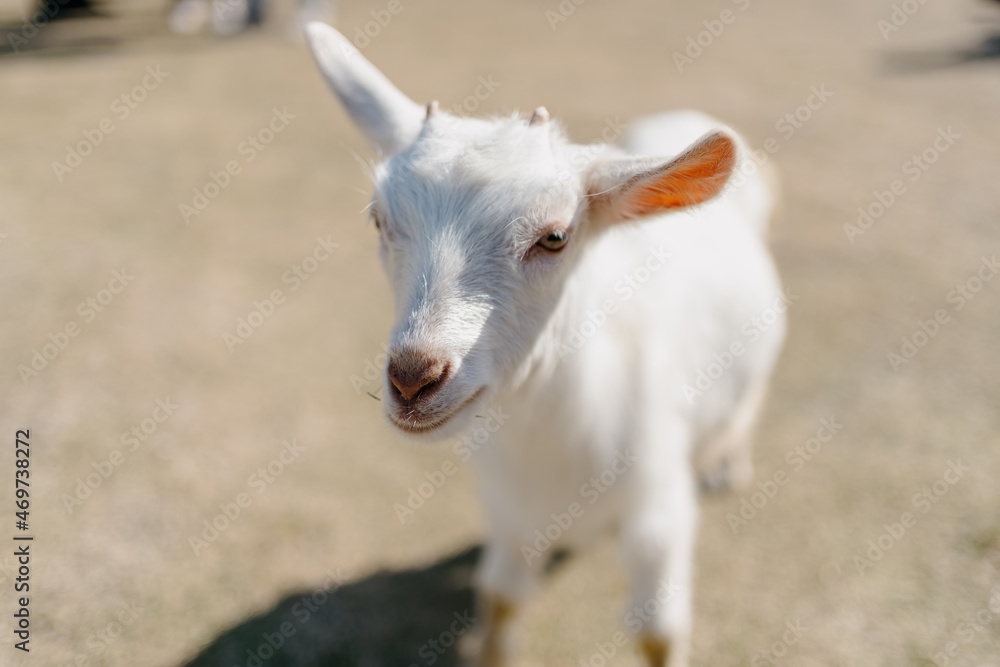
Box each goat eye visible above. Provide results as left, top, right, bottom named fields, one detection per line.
left=371, top=211, right=382, bottom=232
left=537, top=230, right=568, bottom=252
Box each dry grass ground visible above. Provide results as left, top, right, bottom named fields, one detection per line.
left=1, top=0, right=999, bottom=665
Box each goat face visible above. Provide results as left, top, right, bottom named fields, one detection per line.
left=305, top=23, right=737, bottom=438
left=372, top=115, right=591, bottom=437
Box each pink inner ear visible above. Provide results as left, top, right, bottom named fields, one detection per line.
left=620, top=133, right=737, bottom=219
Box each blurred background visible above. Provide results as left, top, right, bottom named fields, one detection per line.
left=1, top=0, right=999, bottom=665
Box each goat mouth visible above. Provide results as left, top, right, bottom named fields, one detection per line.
left=388, top=387, right=486, bottom=434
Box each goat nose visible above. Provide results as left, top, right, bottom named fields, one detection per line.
left=387, top=353, right=448, bottom=402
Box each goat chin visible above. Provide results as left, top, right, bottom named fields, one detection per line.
left=384, top=387, right=490, bottom=442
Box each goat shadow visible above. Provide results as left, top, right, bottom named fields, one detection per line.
left=181, top=545, right=481, bottom=667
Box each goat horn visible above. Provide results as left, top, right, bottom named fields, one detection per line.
left=529, top=106, right=550, bottom=126
left=426, top=100, right=439, bottom=120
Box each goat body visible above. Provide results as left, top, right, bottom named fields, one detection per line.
left=306, top=23, right=785, bottom=667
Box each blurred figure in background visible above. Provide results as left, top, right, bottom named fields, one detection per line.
left=169, top=0, right=334, bottom=38
left=31, top=0, right=103, bottom=21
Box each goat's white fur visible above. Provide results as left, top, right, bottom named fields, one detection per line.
left=306, top=22, right=785, bottom=667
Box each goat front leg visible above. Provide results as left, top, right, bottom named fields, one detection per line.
left=460, top=538, right=540, bottom=667
left=621, top=419, right=699, bottom=667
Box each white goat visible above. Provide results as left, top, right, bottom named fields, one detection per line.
left=306, top=23, right=786, bottom=667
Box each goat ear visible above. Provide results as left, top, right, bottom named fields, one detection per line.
left=587, top=131, right=737, bottom=222
left=305, top=22, right=424, bottom=155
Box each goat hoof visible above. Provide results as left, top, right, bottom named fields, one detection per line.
left=640, top=636, right=689, bottom=667
left=458, top=620, right=511, bottom=667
